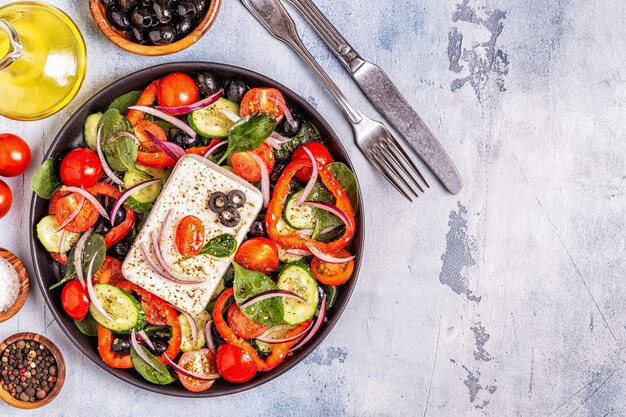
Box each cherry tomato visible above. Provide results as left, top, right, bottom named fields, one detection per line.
left=175, top=215, right=205, bottom=257
left=60, top=148, right=103, bottom=188
left=227, top=303, right=269, bottom=339
left=134, top=122, right=175, bottom=168
left=134, top=119, right=167, bottom=144
left=0, top=180, right=12, bottom=219
left=61, top=280, right=90, bottom=320
left=0, top=134, right=31, bottom=177
left=178, top=349, right=218, bottom=392
left=240, top=88, right=286, bottom=123
left=157, top=73, right=199, bottom=108
left=216, top=343, right=257, bottom=383
left=55, top=192, right=99, bottom=233
left=92, top=257, right=124, bottom=285
left=291, top=142, right=333, bottom=183
left=231, top=142, right=275, bottom=182
left=310, top=250, right=355, bottom=286
left=234, top=237, right=279, bottom=274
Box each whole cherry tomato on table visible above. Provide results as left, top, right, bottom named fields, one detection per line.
left=175, top=215, right=205, bottom=257
left=291, top=142, right=333, bottom=183
left=60, top=148, right=103, bottom=188
left=234, top=237, right=279, bottom=274
left=0, top=133, right=31, bottom=177
left=231, top=142, right=275, bottom=182
left=157, top=73, right=199, bottom=108
left=216, top=343, right=257, bottom=383
left=240, top=88, right=286, bottom=123
left=178, top=349, right=219, bottom=392
left=0, top=180, right=12, bottom=219
left=61, top=280, right=89, bottom=320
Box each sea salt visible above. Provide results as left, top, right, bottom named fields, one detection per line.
left=0, top=257, right=19, bottom=313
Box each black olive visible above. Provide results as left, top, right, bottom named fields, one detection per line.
left=128, top=26, right=147, bottom=44
left=278, top=115, right=302, bottom=138
left=227, top=190, right=246, bottom=208
left=269, top=163, right=286, bottom=184
left=249, top=220, right=266, bottom=237
left=195, top=72, right=220, bottom=97
left=117, top=0, right=138, bottom=11
left=208, top=191, right=228, bottom=213
left=153, top=0, right=173, bottom=24
left=149, top=340, right=168, bottom=356
left=174, top=18, right=193, bottom=37
left=131, top=7, right=155, bottom=28
left=175, top=1, right=197, bottom=19
left=191, top=0, right=207, bottom=14
left=173, top=129, right=199, bottom=149
left=106, top=7, right=131, bottom=31
left=110, top=206, right=126, bottom=226
left=108, top=240, right=131, bottom=260
left=219, top=208, right=241, bottom=227
left=101, top=0, right=116, bottom=7
left=225, top=79, right=249, bottom=103
left=93, top=218, right=111, bottom=235
left=111, top=336, right=132, bottom=354
left=148, top=25, right=176, bottom=45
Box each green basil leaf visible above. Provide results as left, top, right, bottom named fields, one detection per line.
left=201, top=234, right=237, bottom=257
left=31, top=157, right=61, bottom=199
left=218, top=113, right=276, bottom=164
left=107, top=91, right=142, bottom=115
left=233, top=262, right=284, bottom=327
left=131, top=346, right=176, bottom=385
left=98, top=108, right=133, bottom=142
left=49, top=233, right=107, bottom=290
left=74, top=313, right=99, bottom=336
left=273, top=120, right=320, bottom=162
left=326, top=162, right=358, bottom=211
left=103, top=135, right=139, bottom=172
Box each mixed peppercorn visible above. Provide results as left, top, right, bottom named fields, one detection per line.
left=1, top=340, right=58, bottom=402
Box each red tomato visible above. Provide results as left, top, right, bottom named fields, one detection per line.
left=227, top=304, right=269, bottom=339
left=240, top=88, right=286, bottom=123
left=157, top=73, right=199, bottom=108
left=178, top=349, right=218, bottom=392
left=55, top=192, right=99, bottom=233
left=0, top=134, right=31, bottom=177
left=61, top=280, right=89, bottom=320
left=134, top=121, right=174, bottom=169
left=216, top=344, right=257, bottom=383
left=231, top=142, right=275, bottom=182
left=234, top=237, right=279, bottom=274
left=92, top=257, right=124, bottom=285
left=310, top=250, right=355, bottom=286
left=0, top=180, right=12, bottom=219
left=175, top=215, right=205, bottom=257
left=291, top=142, right=333, bottom=182
left=60, top=148, right=103, bottom=188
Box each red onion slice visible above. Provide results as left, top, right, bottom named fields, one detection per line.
left=203, top=140, right=227, bottom=158
left=266, top=137, right=282, bottom=150
left=239, top=289, right=307, bottom=310
left=58, top=230, right=67, bottom=254
left=107, top=130, right=140, bottom=145
left=145, top=130, right=182, bottom=162
left=297, top=229, right=314, bottom=237
left=303, top=201, right=352, bottom=231
left=248, top=152, right=270, bottom=208
left=110, top=179, right=161, bottom=222
left=86, top=255, right=113, bottom=321
left=220, top=110, right=240, bottom=122
left=320, top=224, right=340, bottom=235
left=305, top=241, right=355, bottom=264
left=286, top=249, right=313, bottom=257
left=204, top=320, right=215, bottom=353
left=163, top=354, right=221, bottom=381
left=137, top=330, right=155, bottom=351
left=267, top=96, right=294, bottom=126
left=256, top=322, right=313, bottom=344
left=270, top=131, right=289, bottom=143
left=155, top=89, right=224, bottom=115
left=290, top=294, right=326, bottom=352
left=62, top=186, right=110, bottom=221
left=74, top=229, right=92, bottom=288
left=131, top=330, right=161, bottom=371
left=176, top=307, right=198, bottom=348
left=295, top=147, right=318, bottom=206
left=128, top=105, right=197, bottom=138
left=96, top=125, right=125, bottom=186
left=56, top=197, right=85, bottom=232
left=150, top=232, right=205, bottom=284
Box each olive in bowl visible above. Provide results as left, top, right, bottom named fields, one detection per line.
left=89, top=0, right=222, bottom=55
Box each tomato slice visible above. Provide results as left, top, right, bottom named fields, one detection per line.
left=231, top=142, right=275, bottom=182
left=175, top=215, right=205, bottom=257
left=134, top=119, right=167, bottom=145
left=240, top=88, right=286, bottom=123
left=310, top=250, right=355, bottom=286
left=50, top=252, right=68, bottom=265
left=227, top=304, right=269, bottom=339
left=55, top=192, right=99, bottom=233
left=178, top=349, right=218, bottom=392
left=216, top=343, right=257, bottom=383
left=234, top=237, right=279, bottom=274
left=92, top=257, right=124, bottom=285
left=61, top=280, right=89, bottom=321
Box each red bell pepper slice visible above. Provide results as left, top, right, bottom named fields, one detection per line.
left=127, top=80, right=160, bottom=126
left=87, top=182, right=136, bottom=248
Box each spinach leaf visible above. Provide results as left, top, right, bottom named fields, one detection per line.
left=233, top=262, right=284, bottom=327
left=143, top=325, right=172, bottom=339
left=326, top=162, right=358, bottom=211
left=107, top=91, right=142, bottom=115
left=103, top=135, right=139, bottom=172
left=98, top=108, right=133, bottom=142
left=218, top=113, right=276, bottom=164
left=274, top=120, right=321, bottom=162
left=74, top=313, right=99, bottom=336
left=131, top=346, right=176, bottom=385
left=31, top=157, right=61, bottom=199
left=49, top=233, right=107, bottom=290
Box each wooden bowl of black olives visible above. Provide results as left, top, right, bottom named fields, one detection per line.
left=89, top=0, right=221, bottom=55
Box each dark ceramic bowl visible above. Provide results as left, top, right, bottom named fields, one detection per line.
left=29, top=62, right=364, bottom=397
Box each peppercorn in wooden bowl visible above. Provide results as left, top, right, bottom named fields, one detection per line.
left=0, top=249, right=29, bottom=323
left=0, top=333, right=66, bottom=409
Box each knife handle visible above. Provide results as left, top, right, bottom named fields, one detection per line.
left=286, top=0, right=362, bottom=72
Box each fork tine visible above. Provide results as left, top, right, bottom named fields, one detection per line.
left=379, top=140, right=425, bottom=193
left=374, top=147, right=419, bottom=198
left=368, top=150, right=413, bottom=202
left=385, top=135, right=430, bottom=189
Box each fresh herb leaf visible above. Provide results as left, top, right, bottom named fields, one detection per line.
left=233, top=262, right=284, bottom=327
left=74, top=313, right=99, bottom=336
left=176, top=233, right=237, bottom=263
left=49, top=233, right=107, bottom=290
left=103, top=135, right=139, bottom=172
left=326, top=162, right=358, bottom=211
left=31, top=157, right=61, bottom=199
left=98, top=108, right=133, bottom=142
left=131, top=346, right=176, bottom=385
left=274, top=120, right=321, bottom=162
left=218, top=113, right=276, bottom=164
left=107, top=91, right=142, bottom=115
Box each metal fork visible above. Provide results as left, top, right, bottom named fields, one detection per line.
left=240, top=0, right=429, bottom=201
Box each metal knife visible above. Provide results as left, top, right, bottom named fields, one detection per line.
left=285, top=0, right=463, bottom=194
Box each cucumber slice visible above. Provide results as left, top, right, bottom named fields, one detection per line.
left=254, top=326, right=290, bottom=356
left=179, top=310, right=211, bottom=352
left=277, top=245, right=303, bottom=263
left=276, top=218, right=297, bottom=235
left=123, top=164, right=167, bottom=213
left=283, top=190, right=316, bottom=230
left=277, top=263, right=319, bottom=325
left=89, top=284, right=146, bottom=333
left=83, top=112, right=103, bottom=150
left=36, top=215, right=81, bottom=253
left=188, top=98, right=240, bottom=137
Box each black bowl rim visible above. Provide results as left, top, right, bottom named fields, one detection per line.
left=29, top=61, right=365, bottom=398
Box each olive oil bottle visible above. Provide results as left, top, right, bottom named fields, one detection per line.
left=0, top=2, right=86, bottom=121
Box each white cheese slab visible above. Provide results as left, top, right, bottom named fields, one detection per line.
left=122, top=154, right=263, bottom=314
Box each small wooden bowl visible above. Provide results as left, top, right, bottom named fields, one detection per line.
left=0, top=249, right=28, bottom=323
left=89, top=0, right=222, bottom=56
left=0, top=333, right=66, bottom=409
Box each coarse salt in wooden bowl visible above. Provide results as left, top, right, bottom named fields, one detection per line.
left=0, top=248, right=28, bottom=323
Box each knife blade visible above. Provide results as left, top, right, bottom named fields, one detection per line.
left=285, top=0, right=463, bottom=194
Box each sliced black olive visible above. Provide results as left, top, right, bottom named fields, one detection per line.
left=278, top=115, right=302, bottom=138
left=219, top=208, right=241, bottom=228
left=176, top=1, right=197, bottom=19
left=148, top=25, right=176, bottom=45
left=117, top=0, right=138, bottom=11
left=196, top=72, right=220, bottom=97
left=173, top=129, right=198, bottom=149
left=101, top=0, right=116, bottom=7
left=131, top=7, right=155, bottom=28
left=249, top=220, right=266, bottom=237
left=111, top=336, right=132, bottom=354
left=208, top=191, right=228, bottom=213
left=227, top=190, right=246, bottom=208
left=153, top=0, right=173, bottom=24
left=174, top=18, right=193, bottom=37
left=106, top=7, right=131, bottom=31
left=225, top=79, right=249, bottom=103
left=107, top=240, right=131, bottom=261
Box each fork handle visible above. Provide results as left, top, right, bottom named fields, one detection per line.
left=240, top=0, right=363, bottom=124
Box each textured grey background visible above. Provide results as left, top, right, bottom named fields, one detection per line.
left=1, top=0, right=625, bottom=415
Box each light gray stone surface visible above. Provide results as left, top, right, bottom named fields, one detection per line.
left=1, top=0, right=625, bottom=415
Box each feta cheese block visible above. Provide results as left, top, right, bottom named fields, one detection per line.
left=122, top=154, right=263, bottom=314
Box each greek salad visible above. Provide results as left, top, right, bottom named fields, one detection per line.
left=32, top=71, right=358, bottom=391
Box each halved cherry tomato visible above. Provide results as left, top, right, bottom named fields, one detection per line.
left=234, top=237, right=279, bottom=274
left=128, top=80, right=160, bottom=125
left=61, top=280, right=89, bottom=320
left=134, top=119, right=167, bottom=144
left=134, top=120, right=177, bottom=168
left=310, top=250, right=355, bottom=286
left=0, top=179, right=12, bottom=219
left=55, top=193, right=99, bottom=233
left=175, top=215, right=205, bottom=257
left=291, top=142, right=333, bottom=182
left=92, top=257, right=124, bottom=285
left=231, top=142, right=275, bottom=182
left=216, top=343, right=257, bottom=383
left=60, top=148, right=104, bottom=188
left=227, top=304, right=269, bottom=339
left=178, top=349, right=218, bottom=392
left=240, top=88, right=286, bottom=123
left=0, top=133, right=31, bottom=177
left=50, top=253, right=68, bottom=265
left=88, top=182, right=136, bottom=248
left=157, top=73, right=199, bottom=108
